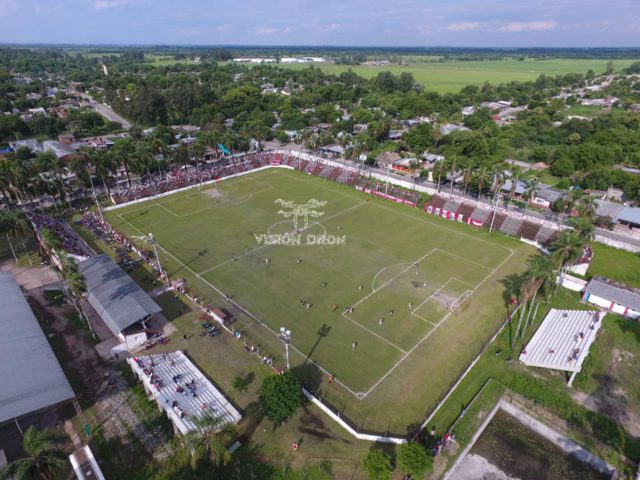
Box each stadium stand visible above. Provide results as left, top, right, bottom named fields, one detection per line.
left=442, top=199, right=461, bottom=213
left=535, top=226, right=559, bottom=247
left=499, top=216, right=524, bottom=237
left=520, top=221, right=542, bottom=241
left=487, top=212, right=506, bottom=230
left=456, top=203, right=475, bottom=219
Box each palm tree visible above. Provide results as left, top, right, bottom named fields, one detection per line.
left=0, top=209, right=33, bottom=263
left=571, top=217, right=595, bottom=242
left=181, top=415, right=236, bottom=470
left=175, top=143, right=191, bottom=174
left=550, top=230, right=585, bottom=292
left=432, top=161, right=447, bottom=192
left=448, top=155, right=458, bottom=194
left=461, top=159, right=474, bottom=197
left=36, top=151, right=70, bottom=208
left=513, top=254, right=556, bottom=347
left=577, top=195, right=598, bottom=220
left=473, top=166, right=492, bottom=199
left=522, top=177, right=540, bottom=207
left=111, top=139, right=135, bottom=188
left=0, top=426, right=67, bottom=480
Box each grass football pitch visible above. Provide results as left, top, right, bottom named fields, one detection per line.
left=106, top=168, right=533, bottom=431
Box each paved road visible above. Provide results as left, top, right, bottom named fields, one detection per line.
left=80, top=93, right=132, bottom=129
left=284, top=147, right=640, bottom=251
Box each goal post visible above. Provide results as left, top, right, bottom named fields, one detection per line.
left=447, top=289, right=472, bottom=312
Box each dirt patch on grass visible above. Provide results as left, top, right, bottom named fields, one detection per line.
left=203, top=188, right=224, bottom=200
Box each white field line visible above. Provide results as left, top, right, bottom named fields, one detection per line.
left=115, top=171, right=275, bottom=217
left=357, top=249, right=437, bottom=307
left=409, top=279, right=455, bottom=327
left=434, top=248, right=494, bottom=271
left=196, top=200, right=367, bottom=276
left=360, top=247, right=515, bottom=399
left=117, top=214, right=364, bottom=399
left=339, top=312, right=408, bottom=354
left=371, top=201, right=514, bottom=256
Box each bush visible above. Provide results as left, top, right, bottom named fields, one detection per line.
left=398, top=442, right=431, bottom=477
left=362, top=449, right=392, bottom=480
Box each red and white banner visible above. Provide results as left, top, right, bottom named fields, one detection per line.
left=361, top=188, right=417, bottom=207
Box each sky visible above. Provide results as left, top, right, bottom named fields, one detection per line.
left=0, top=0, right=638, bottom=47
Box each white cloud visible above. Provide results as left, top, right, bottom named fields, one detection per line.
left=0, top=0, right=16, bottom=16
left=445, top=22, right=479, bottom=32
left=95, top=0, right=129, bottom=10
left=255, top=26, right=292, bottom=35
left=500, top=20, right=557, bottom=32
left=318, top=23, right=344, bottom=33
left=256, top=27, right=279, bottom=35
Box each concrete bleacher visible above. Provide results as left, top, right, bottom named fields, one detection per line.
left=456, top=203, right=475, bottom=219
left=487, top=212, right=506, bottom=230
left=536, top=226, right=559, bottom=246
left=499, top=216, right=524, bottom=237
left=442, top=199, right=461, bottom=213
left=319, top=164, right=334, bottom=178
left=312, top=163, right=325, bottom=176
left=469, top=207, right=491, bottom=224
left=519, top=309, right=603, bottom=375
left=128, top=351, right=242, bottom=435
left=520, top=221, right=542, bottom=241
left=328, top=167, right=342, bottom=181
left=427, top=195, right=447, bottom=211
left=336, top=169, right=352, bottom=184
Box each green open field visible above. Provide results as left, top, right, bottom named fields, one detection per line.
left=278, top=58, right=640, bottom=93
left=106, top=168, right=532, bottom=432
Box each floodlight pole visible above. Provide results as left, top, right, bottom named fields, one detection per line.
left=489, top=192, right=500, bottom=233
left=385, top=166, right=391, bottom=195
left=280, top=327, right=291, bottom=370
left=149, top=233, right=165, bottom=280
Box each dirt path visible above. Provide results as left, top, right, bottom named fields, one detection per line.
left=27, top=286, right=172, bottom=462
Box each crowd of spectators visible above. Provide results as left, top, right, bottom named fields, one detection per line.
left=29, top=213, right=86, bottom=256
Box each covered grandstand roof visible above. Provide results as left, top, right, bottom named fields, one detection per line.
left=519, top=309, right=603, bottom=374
left=0, top=272, right=75, bottom=423
left=79, top=255, right=161, bottom=337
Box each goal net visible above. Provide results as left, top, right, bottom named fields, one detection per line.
left=447, top=289, right=472, bottom=312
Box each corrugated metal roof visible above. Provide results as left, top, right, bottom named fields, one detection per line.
left=519, top=309, right=602, bottom=373
left=79, top=255, right=161, bottom=337
left=585, top=276, right=640, bottom=312
left=0, top=272, right=74, bottom=423
left=616, top=207, right=640, bottom=226
left=595, top=199, right=624, bottom=219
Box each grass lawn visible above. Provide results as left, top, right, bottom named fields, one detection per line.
left=573, top=313, right=640, bottom=435
left=276, top=58, right=640, bottom=93
left=105, top=168, right=532, bottom=433
left=427, top=287, right=640, bottom=473
left=588, top=243, right=640, bottom=288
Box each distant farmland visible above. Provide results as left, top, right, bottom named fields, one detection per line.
left=278, top=58, right=640, bottom=93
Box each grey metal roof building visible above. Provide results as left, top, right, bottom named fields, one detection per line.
left=0, top=272, right=75, bottom=424
left=616, top=207, right=640, bottom=228
left=78, top=255, right=161, bottom=338
left=584, top=276, right=640, bottom=313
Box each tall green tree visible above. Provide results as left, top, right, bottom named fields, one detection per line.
left=397, top=442, right=431, bottom=478
left=362, top=449, right=392, bottom=480
left=259, top=372, right=303, bottom=425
